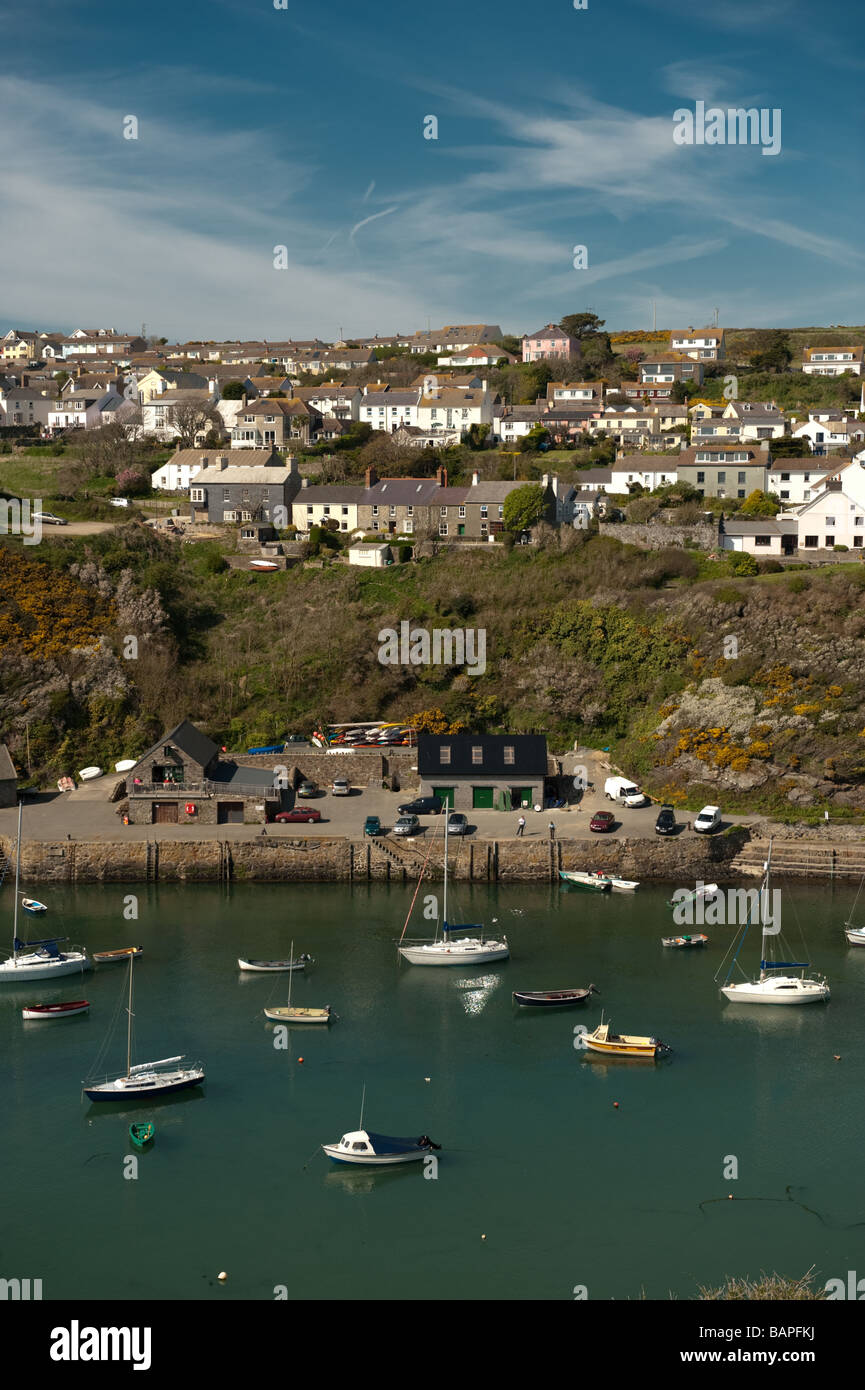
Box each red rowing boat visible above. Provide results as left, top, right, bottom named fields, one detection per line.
left=21, top=1000, right=90, bottom=1020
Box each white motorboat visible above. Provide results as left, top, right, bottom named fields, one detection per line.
left=559, top=870, right=611, bottom=892
left=0, top=803, right=89, bottom=983
left=82, top=954, right=205, bottom=1101
left=322, top=1087, right=439, bottom=1165
left=397, top=815, right=508, bottom=966
left=719, top=842, right=829, bottom=1006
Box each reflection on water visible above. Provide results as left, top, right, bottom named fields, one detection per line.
left=453, top=973, right=503, bottom=1016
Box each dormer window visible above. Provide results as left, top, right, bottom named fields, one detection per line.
left=440, top=747, right=451, bottom=765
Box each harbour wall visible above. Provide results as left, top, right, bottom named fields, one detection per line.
left=1, top=828, right=756, bottom=884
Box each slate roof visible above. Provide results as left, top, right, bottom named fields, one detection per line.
left=297, top=486, right=366, bottom=504
left=132, top=720, right=219, bottom=774
left=418, top=733, right=548, bottom=779
left=0, top=744, right=17, bottom=782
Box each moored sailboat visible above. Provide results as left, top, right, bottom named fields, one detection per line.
left=397, top=815, right=508, bottom=966
left=718, top=843, right=829, bottom=1006
left=0, top=803, right=89, bottom=983
left=82, top=954, right=205, bottom=1102
left=263, top=940, right=333, bottom=1024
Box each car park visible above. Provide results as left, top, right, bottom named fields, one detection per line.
left=397, top=796, right=443, bottom=816
left=331, top=777, right=351, bottom=796
left=655, top=805, right=677, bottom=836
left=393, top=814, right=420, bottom=836
left=447, top=813, right=469, bottom=836
left=589, top=811, right=616, bottom=833
left=364, top=815, right=383, bottom=836
left=274, top=808, right=322, bottom=824
left=694, top=805, right=722, bottom=834
left=296, top=781, right=318, bottom=798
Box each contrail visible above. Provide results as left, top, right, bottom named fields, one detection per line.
left=362, top=180, right=375, bottom=202
left=349, top=206, right=397, bottom=242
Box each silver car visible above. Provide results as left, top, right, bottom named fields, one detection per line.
left=331, top=778, right=350, bottom=796
left=447, top=813, right=469, bottom=836
left=393, top=814, right=420, bottom=836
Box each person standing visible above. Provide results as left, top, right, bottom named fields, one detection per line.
left=516, top=815, right=526, bottom=837
left=549, top=821, right=556, bottom=842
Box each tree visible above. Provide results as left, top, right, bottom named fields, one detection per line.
left=739, top=489, right=781, bottom=517
left=495, top=335, right=522, bottom=356
left=560, top=312, right=606, bottom=341
left=220, top=381, right=247, bottom=399
left=466, top=423, right=491, bottom=450
left=165, top=400, right=222, bottom=448
left=746, top=330, right=792, bottom=373
left=503, top=483, right=546, bottom=532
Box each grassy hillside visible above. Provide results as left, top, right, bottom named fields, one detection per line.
left=2, top=525, right=865, bottom=820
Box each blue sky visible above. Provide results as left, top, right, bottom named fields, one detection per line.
left=1, top=0, right=862, bottom=340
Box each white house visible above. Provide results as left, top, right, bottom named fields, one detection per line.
left=766, top=459, right=835, bottom=506
left=359, top=388, right=422, bottom=432
left=609, top=458, right=678, bottom=492
left=293, top=483, right=365, bottom=533
left=47, top=391, right=120, bottom=432
left=724, top=401, right=787, bottom=440
left=795, top=478, right=865, bottom=551
left=719, top=518, right=793, bottom=555
left=348, top=542, right=392, bottom=567
left=801, top=347, right=863, bottom=377
left=415, top=386, right=493, bottom=435
left=669, top=327, right=726, bottom=361
left=139, top=389, right=218, bottom=442
left=792, top=416, right=865, bottom=454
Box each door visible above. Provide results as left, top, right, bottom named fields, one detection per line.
left=152, top=802, right=178, bottom=824
left=217, top=801, right=244, bottom=824
left=432, top=786, right=455, bottom=808
left=510, top=787, right=533, bottom=809
left=472, top=786, right=495, bottom=809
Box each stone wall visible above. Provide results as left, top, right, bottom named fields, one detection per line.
left=599, top=522, right=717, bottom=551
left=1, top=828, right=752, bottom=884
left=234, top=748, right=419, bottom=790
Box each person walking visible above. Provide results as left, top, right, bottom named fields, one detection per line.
left=549, top=821, right=556, bottom=842
left=516, top=815, right=526, bottom=837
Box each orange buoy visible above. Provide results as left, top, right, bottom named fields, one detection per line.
left=613, top=1101, right=619, bottom=1109
left=298, top=1057, right=304, bottom=1063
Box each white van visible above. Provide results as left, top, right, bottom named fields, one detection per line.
left=604, top=776, right=648, bottom=808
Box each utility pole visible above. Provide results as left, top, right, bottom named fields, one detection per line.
left=652, top=301, right=656, bottom=333
left=713, top=306, right=719, bottom=327
left=25, top=722, right=31, bottom=777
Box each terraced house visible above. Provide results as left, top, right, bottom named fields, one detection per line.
left=676, top=443, right=770, bottom=499
left=189, top=454, right=302, bottom=524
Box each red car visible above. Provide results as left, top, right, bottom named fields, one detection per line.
left=274, top=808, right=322, bottom=824
left=589, top=811, right=616, bottom=833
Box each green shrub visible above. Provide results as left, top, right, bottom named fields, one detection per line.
left=786, top=575, right=808, bottom=594
left=730, top=552, right=759, bottom=576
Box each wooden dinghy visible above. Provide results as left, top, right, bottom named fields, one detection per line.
left=21, top=1000, right=90, bottom=1020
left=21, top=898, right=48, bottom=915
left=513, top=984, right=598, bottom=1009
left=93, top=947, right=143, bottom=963
left=129, top=1122, right=155, bottom=1149
left=582, top=1019, right=670, bottom=1059
left=662, top=933, right=708, bottom=948
left=263, top=1004, right=332, bottom=1024
left=237, top=954, right=312, bottom=972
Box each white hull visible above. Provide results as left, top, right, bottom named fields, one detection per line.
left=264, top=1007, right=331, bottom=1024
left=721, top=975, right=830, bottom=1005
left=398, top=939, right=509, bottom=966
left=237, top=959, right=307, bottom=972
left=609, top=879, right=639, bottom=892
left=322, top=1145, right=424, bottom=1166
left=845, top=928, right=865, bottom=946
left=0, top=950, right=90, bottom=982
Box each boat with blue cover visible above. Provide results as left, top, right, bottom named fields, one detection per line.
left=322, top=1130, right=440, bottom=1166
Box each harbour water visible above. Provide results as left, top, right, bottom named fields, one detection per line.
left=2, top=878, right=863, bottom=1301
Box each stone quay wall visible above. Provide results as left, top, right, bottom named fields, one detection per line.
left=2, top=828, right=753, bottom=885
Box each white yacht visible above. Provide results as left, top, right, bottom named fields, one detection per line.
left=397, top=814, right=508, bottom=966
left=0, top=802, right=89, bottom=983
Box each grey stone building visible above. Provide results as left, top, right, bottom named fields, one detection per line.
left=189, top=454, right=302, bottom=526
left=0, top=744, right=17, bottom=808
left=126, top=720, right=287, bottom=825
left=418, top=734, right=549, bottom=812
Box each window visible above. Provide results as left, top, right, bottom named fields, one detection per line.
left=855, top=537, right=864, bottom=547
left=738, top=472, right=746, bottom=484
left=480, top=505, right=488, bottom=518
left=504, top=746, right=515, bottom=765
left=856, top=517, right=863, bottom=527
left=439, top=747, right=451, bottom=765
left=372, top=505, right=378, bottom=516
left=780, top=491, right=789, bottom=500
left=404, top=520, right=413, bottom=533
left=754, top=536, right=770, bottom=546
left=371, top=520, right=379, bottom=531
left=826, top=517, right=835, bottom=527
left=341, top=506, right=348, bottom=515
left=223, top=489, right=230, bottom=501
left=389, top=506, right=396, bottom=517
left=439, top=523, right=448, bottom=536
left=440, top=506, right=448, bottom=516
left=697, top=472, right=705, bottom=484
left=471, top=746, right=483, bottom=765
left=323, top=506, right=330, bottom=515
left=458, top=506, right=466, bottom=518
left=804, top=535, right=818, bottom=547
left=737, top=490, right=745, bottom=499
left=191, top=488, right=204, bottom=502
left=717, top=472, right=726, bottom=483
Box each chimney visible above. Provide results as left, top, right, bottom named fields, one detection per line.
left=482, top=379, right=488, bottom=392
left=365, top=466, right=378, bottom=488
left=471, top=470, right=479, bottom=486
left=301, top=477, right=309, bottom=489
left=436, top=466, right=448, bottom=488
left=241, top=392, right=247, bottom=408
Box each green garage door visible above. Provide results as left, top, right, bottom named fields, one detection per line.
left=432, top=786, right=455, bottom=808
left=511, top=787, right=533, bottom=809
left=472, top=786, right=495, bottom=809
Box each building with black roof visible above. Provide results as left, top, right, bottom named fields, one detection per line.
left=417, top=733, right=549, bottom=812
left=126, top=719, right=287, bottom=826
left=0, top=744, right=17, bottom=808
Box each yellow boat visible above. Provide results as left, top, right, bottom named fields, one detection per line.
left=263, top=1005, right=332, bottom=1025
left=583, top=1020, right=670, bottom=1059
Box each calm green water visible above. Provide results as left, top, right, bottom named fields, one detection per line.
left=1, top=878, right=864, bottom=1301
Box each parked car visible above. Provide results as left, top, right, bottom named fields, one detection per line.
left=33, top=511, right=67, bottom=525
left=393, top=814, right=421, bottom=837
left=274, top=808, right=322, bottom=824
left=589, top=811, right=616, bottom=833
left=604, top=776, right=648, bottom=808
left=364, top=815, right=383, bottom=836
left=397, top=796, right=443, bottom=816
left=296, top=781, right=318, bottom=798
left=694, top=805, right=722, bottom=834
left=655, top=805, right=677, bottom=836
left=331, top=777, right=351, bottom=796
left=109, top=497, right=130, bottom=508
left=447, top=813, right=469, bottom=836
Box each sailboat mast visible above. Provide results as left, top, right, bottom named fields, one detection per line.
left=12, top=800, right=22, bottom=960
left=443, top=809, right=448, bottom=927
left=359, top=1082, right=366, bottom=1132
left=759, top=840, right=773, bottom=981
left=288, top=941, right=294, bottom=1007
left=126, top=955, right=134, bottom=1079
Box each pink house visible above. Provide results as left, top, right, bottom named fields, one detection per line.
left=521, top=323, right=579, bottom=363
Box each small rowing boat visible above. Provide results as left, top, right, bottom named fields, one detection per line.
left=264, top=1005, right=332, bottom=1024
left=609, top=878, right=640, bottom=893
left=662, top=933, right=708, bottom=948
left=129, top=1122, right=155, bottom=1149
left=238, top=954, right=312, bottom=973
left=93, top=947, right=143, bottom=963
left=21, top=897, right=48, bottom=915
left=513, top=984, right=598, bottom=1009
left=582, top=1019, right=670, bottom=1059
left=559, top=870, right=611, bottom=891
left=21, top=1000, right=90, bottom=1020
